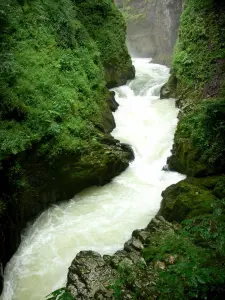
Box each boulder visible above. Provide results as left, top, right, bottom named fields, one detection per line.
left=66, top=216, right=174, bottom=299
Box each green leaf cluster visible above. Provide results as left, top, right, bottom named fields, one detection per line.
left=0, top=0, right=109, bottom=160
left=177, top=98, right=225, bottom=174
left=170, top=0, right=225, bottom=100
left=143, top=200, right=225, bottom=299
left=74, top=0, right=133, bottom=87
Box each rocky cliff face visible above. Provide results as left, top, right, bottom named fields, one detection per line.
left=116, top=0, right=183, bottom=66
left=61, top=1, right=225, bottom=298
left=66, top=216, right=175, bottom=300
left=158, top=0, right=225, bottom=260
left=161, top=0, right=225, bottom=177
left=0, top=0, right=134, bottom=291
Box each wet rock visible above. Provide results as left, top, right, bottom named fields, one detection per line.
left=120, top=144, right=135, bottom=161
left=67, top=251, right=115, bottom=299
left=158, top=178, right=217, bottom=222
left=132, top=229, right=150, bottom=244
left=160, top=84, right=171, bottom=99
left=107, top=91, right=119, bottom=112
left=115, top=0, right=183, bottom=66
left=66, top=216, right=174, bottom=299
left=124, top=237, right=144, bottom=252
left=162, top=164, right=169, bottom=171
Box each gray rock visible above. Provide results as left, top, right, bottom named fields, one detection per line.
left=115, top=0, right=183, bottom=66
left=67, top=251, right=115, bottom=299
left=66, top=217, right=175, bottom=299
left=132, top=229, right=151, bottom=244
left=124, top=237, right=143, bottom=252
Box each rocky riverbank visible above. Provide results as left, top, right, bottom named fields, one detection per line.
left=66, top=216, right=175, bottom=300
left=0, top=0, right=134, bottom=293
left=60, top=1, right=225, bottom=298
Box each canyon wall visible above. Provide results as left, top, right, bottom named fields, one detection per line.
left=116, top=0, right=183, bottom=66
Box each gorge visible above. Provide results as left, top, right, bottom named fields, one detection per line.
left=2, top=58, right=185, bottom=300
left=1, top=0, right=225, bottom=299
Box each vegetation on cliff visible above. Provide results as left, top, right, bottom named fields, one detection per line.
left=0, top=0, right=134, bottom=279
left=162, top=0, right=225, bottom=102
left=52, top=1, right=225, bottom=299
left=49, top=1, right=225, bottom=299
left=156, top=0, right=225, bottom=298
left=160, top=0, right=225, bottom=178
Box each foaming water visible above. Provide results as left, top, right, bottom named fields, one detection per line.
left=2, top=58, right=185, bottom=300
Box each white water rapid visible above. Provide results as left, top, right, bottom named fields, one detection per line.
left=2, top=58, right=185, bottom=300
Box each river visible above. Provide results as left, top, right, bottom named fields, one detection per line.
left=1, top=58, right=185, bottom=300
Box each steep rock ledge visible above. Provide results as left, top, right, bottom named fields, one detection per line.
left=62, top=1, right=225, bottom=298
left=161, top=0, right=225, bottom=178
left=66, top=216, right=174, bottom=300
left=0, top=0, right=134, bottom=291
left=115, top=0, right=183, bottom=66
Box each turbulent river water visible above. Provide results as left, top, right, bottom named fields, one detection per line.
left=2, top=58, right=185, bottom=300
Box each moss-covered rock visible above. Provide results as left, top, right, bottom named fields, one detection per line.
left=167, top=99, right=225, bottom=176
left=75, top=0, right=135, bottom=87
left=158, top=176, right=225, bottom=223
left=161, top=0, right=225, bottom=105
left=66, top=216, right=174, bottom=300
left=160, top=73, right=178, bottom=99
left=161, top=0, right=225, bottom=178
left=0, top=0, right=134, bottom=279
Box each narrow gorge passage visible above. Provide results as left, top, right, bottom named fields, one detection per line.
left=2, top=58, right=185, bottom=300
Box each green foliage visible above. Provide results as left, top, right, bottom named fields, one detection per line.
left=46, top=288, right=74, bottom=300
left=0, top=0, right=108, bottom=161
left=74, top=0, right=134, bottom=87
left=169, top=0, right=225, bottom=100
left=0, top=0, right=133, bottom=269
left=143, top=200, right=225, bottom=299
left=117, top=0, right=149, bottom=23
left=177, top=98, right=225, bottom=174
left=0, top=0, right=133, bottom=163
left=108, top=264, right=141, bottom=300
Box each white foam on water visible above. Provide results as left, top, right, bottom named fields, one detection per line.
left=1, top=58, right=185, bottom=300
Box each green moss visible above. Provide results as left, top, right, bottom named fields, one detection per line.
left=143, top=201, right=225, bottom=299
left=168, top=98, right=225, bottom=176
left=0, top=200, right=6, bottom=218
left=158, top=176, right=225, bottom=223
left=0, top=0, right=133, bottom=201
left=0, top=0, right=133, bottom=160
left=162, top=0, right=225, bottom=104
left=74, top=0, right=135, bottom=87
left=0, top=0, right=134, bottom=271
left=158, top=179, right=216, bottom=223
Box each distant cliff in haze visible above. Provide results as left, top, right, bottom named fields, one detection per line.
left=116, top=0, right=183, bottom=66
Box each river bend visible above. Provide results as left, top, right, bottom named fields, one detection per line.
left=2, top=58, right=185, bottom=300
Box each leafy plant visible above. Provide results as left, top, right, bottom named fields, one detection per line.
left=143, top=200, right=225, bottom=299
left=178, top=98, right=225, bottom=171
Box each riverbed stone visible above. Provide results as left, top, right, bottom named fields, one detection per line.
left=107, top=91, right=119, bottom=112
